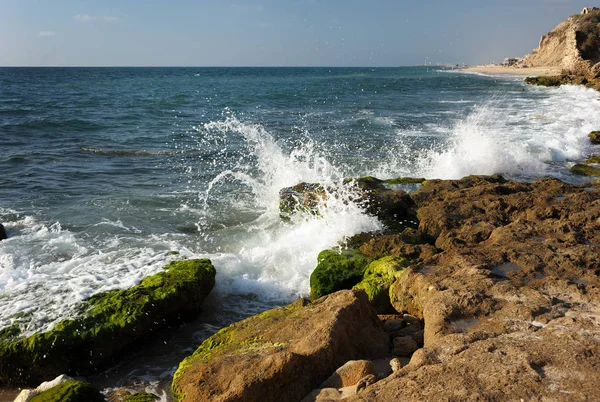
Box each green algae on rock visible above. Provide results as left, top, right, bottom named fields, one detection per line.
left=571, top=163, right=600, bottom=176
left=310, top=249, right=369, bottom=299
left=29, top=380, right=105, bottom=402
left=589, top=131, right=600, bottom=144
left=353, top=256, right=410, bottom=313
left=586, top=155, right=600, bottom=164
left=0, top=259, right=216, bottom=386
left=172, top=290, right=390, bottom=402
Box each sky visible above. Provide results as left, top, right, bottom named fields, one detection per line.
left=0, top=0, right=596, bottom=66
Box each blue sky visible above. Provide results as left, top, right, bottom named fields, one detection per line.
left=0, top=0, right=595, bottom=66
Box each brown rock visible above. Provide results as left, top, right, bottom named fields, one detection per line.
left=392, top=336, right=419, bottom=357
left=172, top=290, right=390, bottom=402
left=344, top=176, right=600, bottom=401
left=320, top=360, right=376, bottom=389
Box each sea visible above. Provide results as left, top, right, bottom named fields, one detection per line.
left=1, top=67, right=599, bottom=398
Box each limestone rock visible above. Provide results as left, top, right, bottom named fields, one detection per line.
left=343, top=176, right=600, bottom=401
left=353, top=256, right=409, bottom=313
left=172, top=290, right=390, bottom=402
left=1, top=259, right=216, bottom=385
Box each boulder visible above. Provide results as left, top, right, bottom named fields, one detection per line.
left=172, top=290, right=390, bottom=402
left=0, top=259, right=216, bottom=385
left=310, top=249, right=369, bottom=299
left=279, top=183, right=328, bottom=217
left=586, top=155, right=600, bottom=164
left=0, top=223, right=7, bottom=240
left=14, top=375, right=104, bottom=402
left=589, top=131, right=600, bottom=144
left=353, top=256, right=409, bottom=313
left=279, top=177, right=420, bottom=231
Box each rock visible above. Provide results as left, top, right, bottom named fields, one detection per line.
left=355, top=374, right=377, bottom=392
left=0, top=259, right=216, bottom=386
left=343, top=176, right=600, bottom=401
left=108, top=390, right=160, bottom=402
left=0, top=223, right=7, bottom=241
left=589, top=131, right=600, bottom=144
left=392, top=336, right=419, bottom=357
left=571, top=163, right=600, bottom=176
left=279, top=176, right=419, bottom=231
left=279, top=183, right=328, bottom=217
left=390, top=358, right=402, bottom=372
left=320, top=360, right=376, bottom=389
left=586, top=155, right=600, bottom=164
left=353, top=256, right=409, bottom=313
left=300, top=388, right=341, bottom=402
left=14, top=375, right=104, bottom=402
left=172, top=290, right=390, bottom=402
left=382, top=319, right=405, bottom=332
left=310, top=249, right=369, bottom=299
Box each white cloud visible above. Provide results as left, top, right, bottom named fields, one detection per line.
left=38, top=31, right=56, bottom=37
left=73, top=14, right=121, bottom=22
left=73, top=14, right=95, bottom=21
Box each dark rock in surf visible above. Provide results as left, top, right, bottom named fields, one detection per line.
left=0, top=223, right=7, bottom=241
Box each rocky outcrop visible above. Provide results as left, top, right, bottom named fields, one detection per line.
left=590, top=130, right=600, bottom=143
left=171, top=290, right=390, bottom=402
left=0, top=259, right=216, bottom=386
left=343, top=176, right=600, bottom=401
left=520, top=8, right=600, bottom=76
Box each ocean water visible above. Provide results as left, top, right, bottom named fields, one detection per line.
left=1, top=67, right=599, bottom=392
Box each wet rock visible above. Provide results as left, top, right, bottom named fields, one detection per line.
left=0, top=223, right=6, bottom=241
left=14, top=375, right=104, bottom=402
left=108, top=391, right=160, bottom=402
left=172, top=290, right=390, bottom=402
left=279, top=183, right=329, bottom=217
left=320, top=360, right=376, bottom=389
left=589, top=130, right=600, bottom=144
left=0, top=259, right=216, bottom=386
left=310, top=249, right=369, bottom=300
left=571, top=163, right=600, bottom=176
left=353, top=256, right=409, bottom=313
left=586, top=155, right=600, bottom=164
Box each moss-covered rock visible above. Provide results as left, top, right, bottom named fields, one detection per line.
left=524, top=76, right=563, bottom=87
left=586, top=155, right=600, bottom=164
left=0, top=259, right=216, bottom=386
left=310, top=249, right=369, bottom=299
left=29, top=379, right=105, bottom=402
left=121, top=392, right=159, bottom=402
left=571, top=163, right=600, bottom=176
left=589, top=131, right=600, bottom=144
left=383, top=177, right=426, bottom=185
left=353, top=256, right=410, bottom=313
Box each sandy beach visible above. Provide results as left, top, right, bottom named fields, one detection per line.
left=462, top=65, right=562, bottom=76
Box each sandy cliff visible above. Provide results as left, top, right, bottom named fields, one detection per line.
left=520, top=7, right=600, bottom=75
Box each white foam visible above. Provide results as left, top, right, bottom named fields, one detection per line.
left=387, top=85, right=600, bottom=180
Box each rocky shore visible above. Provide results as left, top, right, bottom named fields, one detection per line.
left=5, top=171, right=600, bottom=401
left=171, top=174, right=600, bottom=401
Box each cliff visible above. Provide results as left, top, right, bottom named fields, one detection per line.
left=520, top=7, right=600, bottom=75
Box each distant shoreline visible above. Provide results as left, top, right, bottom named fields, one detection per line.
left=461, top=65, right=562, bottom=76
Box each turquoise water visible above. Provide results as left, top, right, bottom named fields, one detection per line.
left=1, top=67, right=599, bottom=392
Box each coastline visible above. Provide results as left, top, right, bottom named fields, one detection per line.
left=462, top=65, right=561, bottom=76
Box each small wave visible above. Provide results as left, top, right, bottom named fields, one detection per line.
left=79, top=147, right=200, bottom=157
